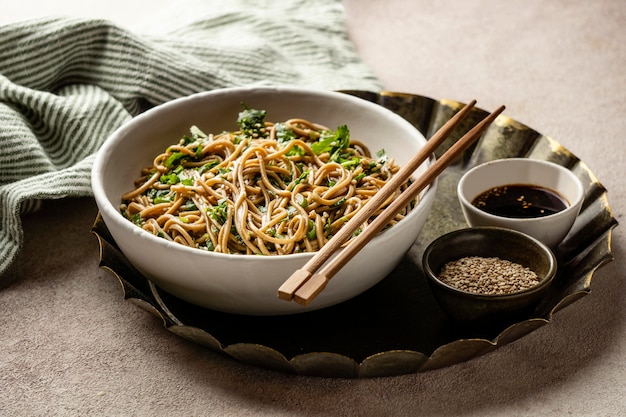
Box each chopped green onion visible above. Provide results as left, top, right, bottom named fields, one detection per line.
left=165, top=152, right=187, bottom=168
left=208, top=199, right=228, bottom=224
left=295, top=193, right=308, bottom=208
left=306, top=220, right=316, bottom=240
left=130, top=212, right=142, bottom=226
left=160, top=173, right=180, bottom=184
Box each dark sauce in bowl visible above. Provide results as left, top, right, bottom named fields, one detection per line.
left=471, top=184, right=569, bottom=218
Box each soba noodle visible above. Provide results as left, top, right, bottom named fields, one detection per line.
left=120, top=106, right=415, bottom=255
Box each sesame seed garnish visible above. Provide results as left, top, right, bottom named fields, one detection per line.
left=438, top=256, right=540, bottom=295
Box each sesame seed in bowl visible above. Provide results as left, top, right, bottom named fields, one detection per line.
left=422, top=227, right=557, bottom=334
left=438, top=256, right=540, bottom=295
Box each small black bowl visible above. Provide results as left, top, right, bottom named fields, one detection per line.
left=422, top=227, right=557, bottom=334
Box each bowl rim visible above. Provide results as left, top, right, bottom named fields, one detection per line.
left=91, top=85, right=438, bottom=262
left=457, top=157, right=585, bottom=224
left=422, top=226, right=558, bottom=300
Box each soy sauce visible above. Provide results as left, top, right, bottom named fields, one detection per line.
left=471, top=184, right=568, bottom=218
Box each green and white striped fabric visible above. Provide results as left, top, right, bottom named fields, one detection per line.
left=0, top=0, right=382, bottom=280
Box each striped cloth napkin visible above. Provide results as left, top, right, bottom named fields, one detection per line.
left=0, top=0, right=382, bottom=279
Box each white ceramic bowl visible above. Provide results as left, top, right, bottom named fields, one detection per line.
left=457, top=158, right=584, bottom=248
left=91, top=86, right=437, bottom=315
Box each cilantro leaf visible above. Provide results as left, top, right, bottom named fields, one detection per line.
left=275, top=123, right=297, bottom=144
left=190, top=125, right=208, bottom=140
left=208, top=199, right=228, bottom=224
left=288, top=169, right=310, bottom=191
left=237, top=104, right=267, bottom=137
left=148, top=189, right=174, bottom=204
left=310, top=125, right=350, bottom=162
left=197, top=160, right=220, bottom=175
left=130, top=212, right=142, bottom=226
left=376, top=148, right=388, bottom=164
left=181, top=199, right=198, bottom=211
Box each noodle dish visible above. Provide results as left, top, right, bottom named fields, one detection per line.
left=92, top=87, right=437, bottom=315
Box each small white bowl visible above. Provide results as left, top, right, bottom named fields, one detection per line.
left=92, top=86, right=437, bottom=315
left=457, top=158, right=584, bottom=248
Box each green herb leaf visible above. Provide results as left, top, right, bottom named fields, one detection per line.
left=376, top=148, right=388, bottom=164
left=149, top=189, right=174, bottom=204
left=275, top=123, right=297, bottom=143
left=306, top=220, right=316, bottom=240
left=218, top=167, right=231, bottom=176
left=197, top=160, right=220, bottom=175
left=160, top=173, right=180, bottom=185
left=289, top=170, right=310, bottom=191
left=310, top=125, right=350, bottom=162
left=295, top=193, right=308, bottom=208
left=181, top=199, right=198, bottom=211
left=237, top=104, right=267, bottom=137
left=208, top=199, right=228, bottom=224
left=341, top=157, right=361, bottom=169
left=276, top=124, right=306, bottom=155
left=203, top=240, right=215, bottom=251
left=190, top=125, right=208, bottom=140
left=353, top=172, right=366, bottom=182
left=180, top=135, right=194, bottom=146
left=286, top=145, right=306, bottom=157
left=165, top=152, right=187, bottom=168
left=130, top=212, right=142, bottom=226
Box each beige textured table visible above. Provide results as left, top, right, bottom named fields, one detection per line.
left=2, top=1, right=624, bottom=415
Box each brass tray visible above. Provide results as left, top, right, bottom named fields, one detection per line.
left=92, top=91, right=618, bottom=378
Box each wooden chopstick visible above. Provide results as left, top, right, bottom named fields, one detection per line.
left=293, top=105, right=506, bottom=305
left=277, top=99, right=478, bottom=302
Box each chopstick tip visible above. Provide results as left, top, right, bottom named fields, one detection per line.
left=293, top=273, right=329, bottom=306
left=277, top=269, right=312, bottom=301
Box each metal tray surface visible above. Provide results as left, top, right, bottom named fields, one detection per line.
left=92, top=91, right=618, bottom=378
